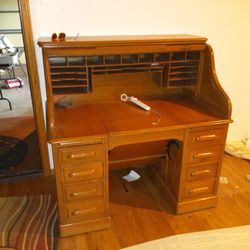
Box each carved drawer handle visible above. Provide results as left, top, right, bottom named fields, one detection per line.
left=69, top=169, right=96, bottom=177
left=195, top=134, right=217, bottom=142
left=188, top=186, right=209, bottom=195
left=193, top=152, right=213, bottom=159
left=68, top=151, right=96, bottom=160
left=72, top=207, right=97, bottom=216
left=191, top=169, right=212, bottom=177
left=70, top=189, right=97, bottom=197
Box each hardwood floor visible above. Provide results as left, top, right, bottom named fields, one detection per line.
left=0, top=174, right=55, bottom=196
left=0, top=154, right=249, bottom=249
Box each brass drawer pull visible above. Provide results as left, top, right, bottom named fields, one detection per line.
left=195, top=134, right=217, bottom=142
left=191, top=169, right=212, bottom=177
left=68, top=151, right=96, bottom=159
left=70, top=189, right=97, bottom=197
left=72, top=207, right=97, bottom=216
left=69, top=169, right=96, bottom=177
left=188, top=187, right=209, bottom=195
left=193, top=152, right=213, bottom=159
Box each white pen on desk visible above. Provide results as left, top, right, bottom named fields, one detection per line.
left=120, top=93, right=151, bottom=111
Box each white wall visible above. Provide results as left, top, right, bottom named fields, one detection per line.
left=29, top=0, right=250, bottom=141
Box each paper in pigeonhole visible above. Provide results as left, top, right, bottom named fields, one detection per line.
left=122, top=170, right=141, bottom=182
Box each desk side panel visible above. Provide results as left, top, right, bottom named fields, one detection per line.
left=196, top=45, right=232, bottom=119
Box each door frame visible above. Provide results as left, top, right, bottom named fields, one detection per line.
left=18, top=0, right=50, bottom=175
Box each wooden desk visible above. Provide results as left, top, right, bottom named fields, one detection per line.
left=38, top=35, right=232, bottom=237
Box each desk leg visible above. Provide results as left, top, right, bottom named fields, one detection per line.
left=0, top=87, right=12, bottom=110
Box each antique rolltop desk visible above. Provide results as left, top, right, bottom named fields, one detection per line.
left=38, top=34, right=232, bottom=237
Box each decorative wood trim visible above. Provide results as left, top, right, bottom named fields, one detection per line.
left=18, top=0, right=50, bottom=175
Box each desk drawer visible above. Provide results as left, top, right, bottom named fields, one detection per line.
left=64, top=199, right=104, bottom=223
left=62, top=161, right=103, bottom=183
left=187, top=145, right=221, bottom=165
left=186, top=164, right=217, bottom=181
left=62, top=179, right=104, bottom=202
left=183, top=180, right=216, bottom=199
left=189, top=128, right=224, bottom=146
left=59, top=144, right=103, bottom=167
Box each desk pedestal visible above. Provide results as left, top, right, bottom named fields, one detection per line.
left=52, top=124, right=228, bottom=236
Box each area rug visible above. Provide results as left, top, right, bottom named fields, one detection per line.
left=122, top=225, right=250, bottom=250
left=0, top=194, right=58, bottom=250
left=0, top=136, right=28, bottom=173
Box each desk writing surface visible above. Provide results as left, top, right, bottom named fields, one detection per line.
left=49, top=97, right=226, bottom=143
left=97, top=99, right=223, bottom=134
left=48, top=104, right=107, bottom=143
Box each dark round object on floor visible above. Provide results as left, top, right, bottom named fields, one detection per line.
left=0, top=136, right=28, bottom=173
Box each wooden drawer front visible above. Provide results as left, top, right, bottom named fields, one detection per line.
left=189, top=128, right=224, bottom=147
left=62, top=161, right=103, bottom=183
left=62, top=180, right=104, bottom=202
left=183, top=180, right=216, bottom=199
left=186, top=164, right=217, bottom=181
left=59, top=144, right=103, bottom=167
left=187, top=145, right=221, bottom=165
left=64, top=199, right=104, bottom=223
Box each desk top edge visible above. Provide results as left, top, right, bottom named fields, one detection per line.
left=38, top=34, right=207, bottom=48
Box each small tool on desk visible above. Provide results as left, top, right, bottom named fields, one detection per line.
left=120, top=93, right=161, bottom=125
left=120, top=93, right=151, bottom=111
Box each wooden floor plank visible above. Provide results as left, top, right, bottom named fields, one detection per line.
left=87, top=229, right=121, bottom=250
left=57, top=235, right=78, bottom=250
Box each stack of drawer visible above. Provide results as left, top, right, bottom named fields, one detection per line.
left=53, top=141, right=109, bottom=236
left=181, top=125, right=227, bottom=202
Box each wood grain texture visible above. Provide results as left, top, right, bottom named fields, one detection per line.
left=38, top=34, right=207, bottom=48
left=19, top=0, right=50, bottom=175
